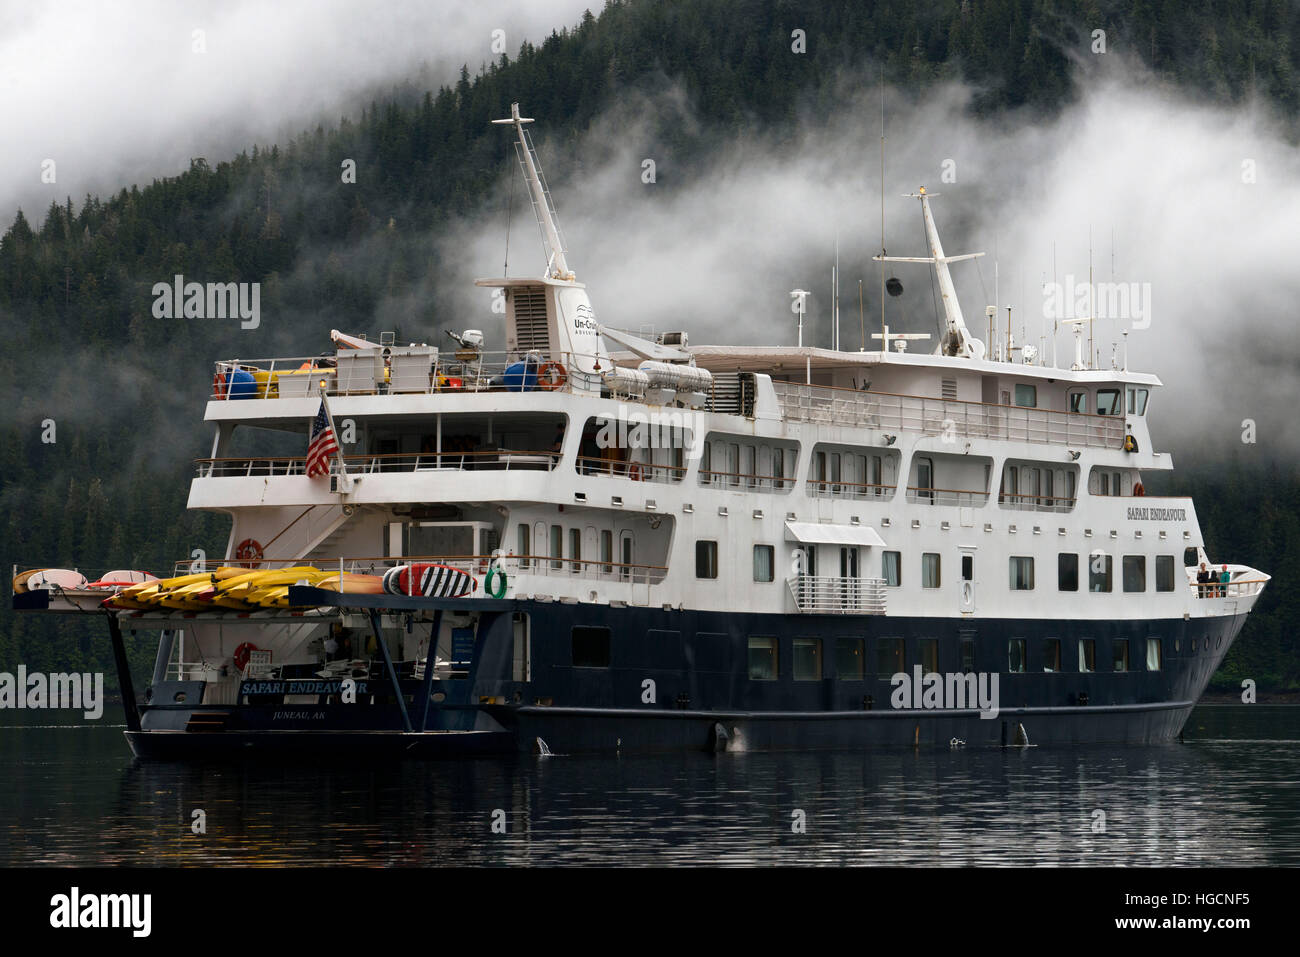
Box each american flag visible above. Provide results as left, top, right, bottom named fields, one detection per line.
left=306, top=401, right=339, bottom=478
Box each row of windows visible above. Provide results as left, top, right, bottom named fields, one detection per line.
left=697, top=540, right=1183, bottom=595
left=746, top=635, right=1173, bottom=680
left=568, top=629, right=1218, bottom=675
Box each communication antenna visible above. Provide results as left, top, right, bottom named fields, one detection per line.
left=879, top=65, right=886, bottom=359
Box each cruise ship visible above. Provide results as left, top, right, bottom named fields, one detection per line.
left=12, top=104, right=1270, bottom=758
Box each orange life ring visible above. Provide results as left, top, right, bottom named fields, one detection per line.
left=213, top=372, right=226, bottom=399
left=538, top=362, right=567, bottom=391
left=234, top=538, right=264, bottom=568
left=1134, top=482, right=1145, bottom=497
left=628, top=462, right=643, bottom=482
left=233, top=642, right=258, bottom=672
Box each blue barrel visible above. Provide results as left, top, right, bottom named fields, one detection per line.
left=227, top=368, right=257, bottom=399
left=503, top=360, right=538, bottom=392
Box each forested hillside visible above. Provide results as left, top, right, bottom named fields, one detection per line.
left=2, top=0, right=1297, bottom=690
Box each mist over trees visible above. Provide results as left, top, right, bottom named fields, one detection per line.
left=1, top=0, right=1297, bottom=690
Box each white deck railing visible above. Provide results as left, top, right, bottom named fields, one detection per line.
left=787, top=576, right=887, bottom=615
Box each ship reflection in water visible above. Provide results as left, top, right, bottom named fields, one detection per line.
left=1, top=705, right=1296, bottom=866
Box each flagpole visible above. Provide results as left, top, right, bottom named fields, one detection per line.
left=317, top=383, right=351, bottom=490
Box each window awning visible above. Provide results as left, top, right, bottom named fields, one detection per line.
left=784, top=521, right=886, bottom=547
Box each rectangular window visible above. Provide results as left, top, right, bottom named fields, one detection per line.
left=1058, top=553, right=1079, bottom=591
left=835, top=637, right=865, bottom=679
left=1146, top=637, right=1162, bottom=671
left=1155, top=555, right=1175, bottom=592
left=919, top=638, right=939, bottom=674
left=1135, top=389, right=1149, bottom=415
left=517, top=523, right=530, bottom=569
left=696, top=540, right=718, bottom=579
left=1043, top=638, right=1061, bottom=673
left=813, top=450, right=827, bottom=492
left=700, top=442, right=712, bottom=483
left=512, top=612, right=530, bottom=681
left=1089, top=553, right=1113, bottom=592
left=876, top=637, right=904, bottom=678
left=1014, top=384, right=1037, bottom=408
left=882, top=551, right=901, bottom=587
left=1068, top=391, right=1089, bottom=414
left=600, top=530, right=613, bottom=573
left=1122, top=555, right=1146, bottom=592
left=1096, top=389, right=1121, bottom=415
left=742, top=445, right=756, bottom=488
left=922, top=553, right=941, bottom=588
left=1113, top=639, right=1129, bottom=672
left=569, top=528, right=582, bottom=573
left=572, top=626, right=611, bottom=668
left=793, top=638, right=822, bottom=680
left=728, top=443, right=740, bottom=487
left=550, top=524, right=563, bottom=569
left=829, top=453, right=842, bottom=494
left=748, top=636, right=778, bottom=680
left=753, top=544, right=774, bottom=583
left=1009, top=556, right=1035, bottom=590
left=1008, top=639, right=1026, bottom=673
left=961, top=554, right=974, bottom=581
left=960, top=637, right=975, bottom=674
left=772, top=447, right=785, bottom=489
left=1078, top=638, right=1096, bottom=673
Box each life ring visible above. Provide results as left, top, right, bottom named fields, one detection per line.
left=234, top=538, right=264, bottom=568
left=627, top=461, right=644, bottom=482
left=1134, top=482, right=1145, bottom=497
left=233, top=642, right=258, bottom=672
left=538, top=362, right=567, bottom=391
left=213, top=372, right=226, bottom=399
left=486, top=562, right=508, bottom=599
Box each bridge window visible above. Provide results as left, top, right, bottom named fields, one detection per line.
left=1146, top=638, right=1162, bottom=671
left=876, top=637, right=904, bottom=678
left=569, top=529, right=582, bottom=573
left=1014, top=384, right=1037, bottom=408
left=919, top=638, right=939, bottom=674
left=1058, top=553, right=1079, bottom=591
left=1068, top=390, right=1089, bottom=414
left=835, top=637, right=865, bottom=679
left=1127, top=387, right=1149, bottom=415
left=1043, top=639, right=1061, bottom=673
left=793, top=638, right=823, bottom=680
left=1009, top=556, right=1035, bottom=590
left=1078, top=638, right=1096, bottom=673
left=549, top=524, right=563, bottom=569
left=882, top=551, right=901, bottom=587
left=748, top=636, right=778, bottom=680
left=1155, top=555, right=1175, bottom=591
left=1096, top=389, right=1121, bottom=415
left=1123, top=555, right=1146, bottom=592
left=922, top=553, right=941, bottom=588
left=695, top=540, right=718, bottom=579
left=753, top=544, right=774, bottom=583
left=572, top=626, right=611, bottom=668
left=1089, top=553, right=1113, bottom=592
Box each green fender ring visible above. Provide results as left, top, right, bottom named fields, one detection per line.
left=485, top=562, right=508, bottom=599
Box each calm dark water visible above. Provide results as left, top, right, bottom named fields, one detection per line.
left=0, top=705, right=1296, bottom=866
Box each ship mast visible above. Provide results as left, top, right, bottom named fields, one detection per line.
left=492, top=102, right=573, bottom=281
left=874, top=188, right=986, bottom=359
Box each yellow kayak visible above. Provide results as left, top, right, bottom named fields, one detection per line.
left=242, top=571, right=335, bottom=608
left=210, top=567, right=328, bottom=608
left=316, top=573, right=385, bottom=594
left=107, top=567, right=243, bottom=610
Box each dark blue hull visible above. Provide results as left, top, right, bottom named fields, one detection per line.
left=126, top=600, right=1247, bottom=758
